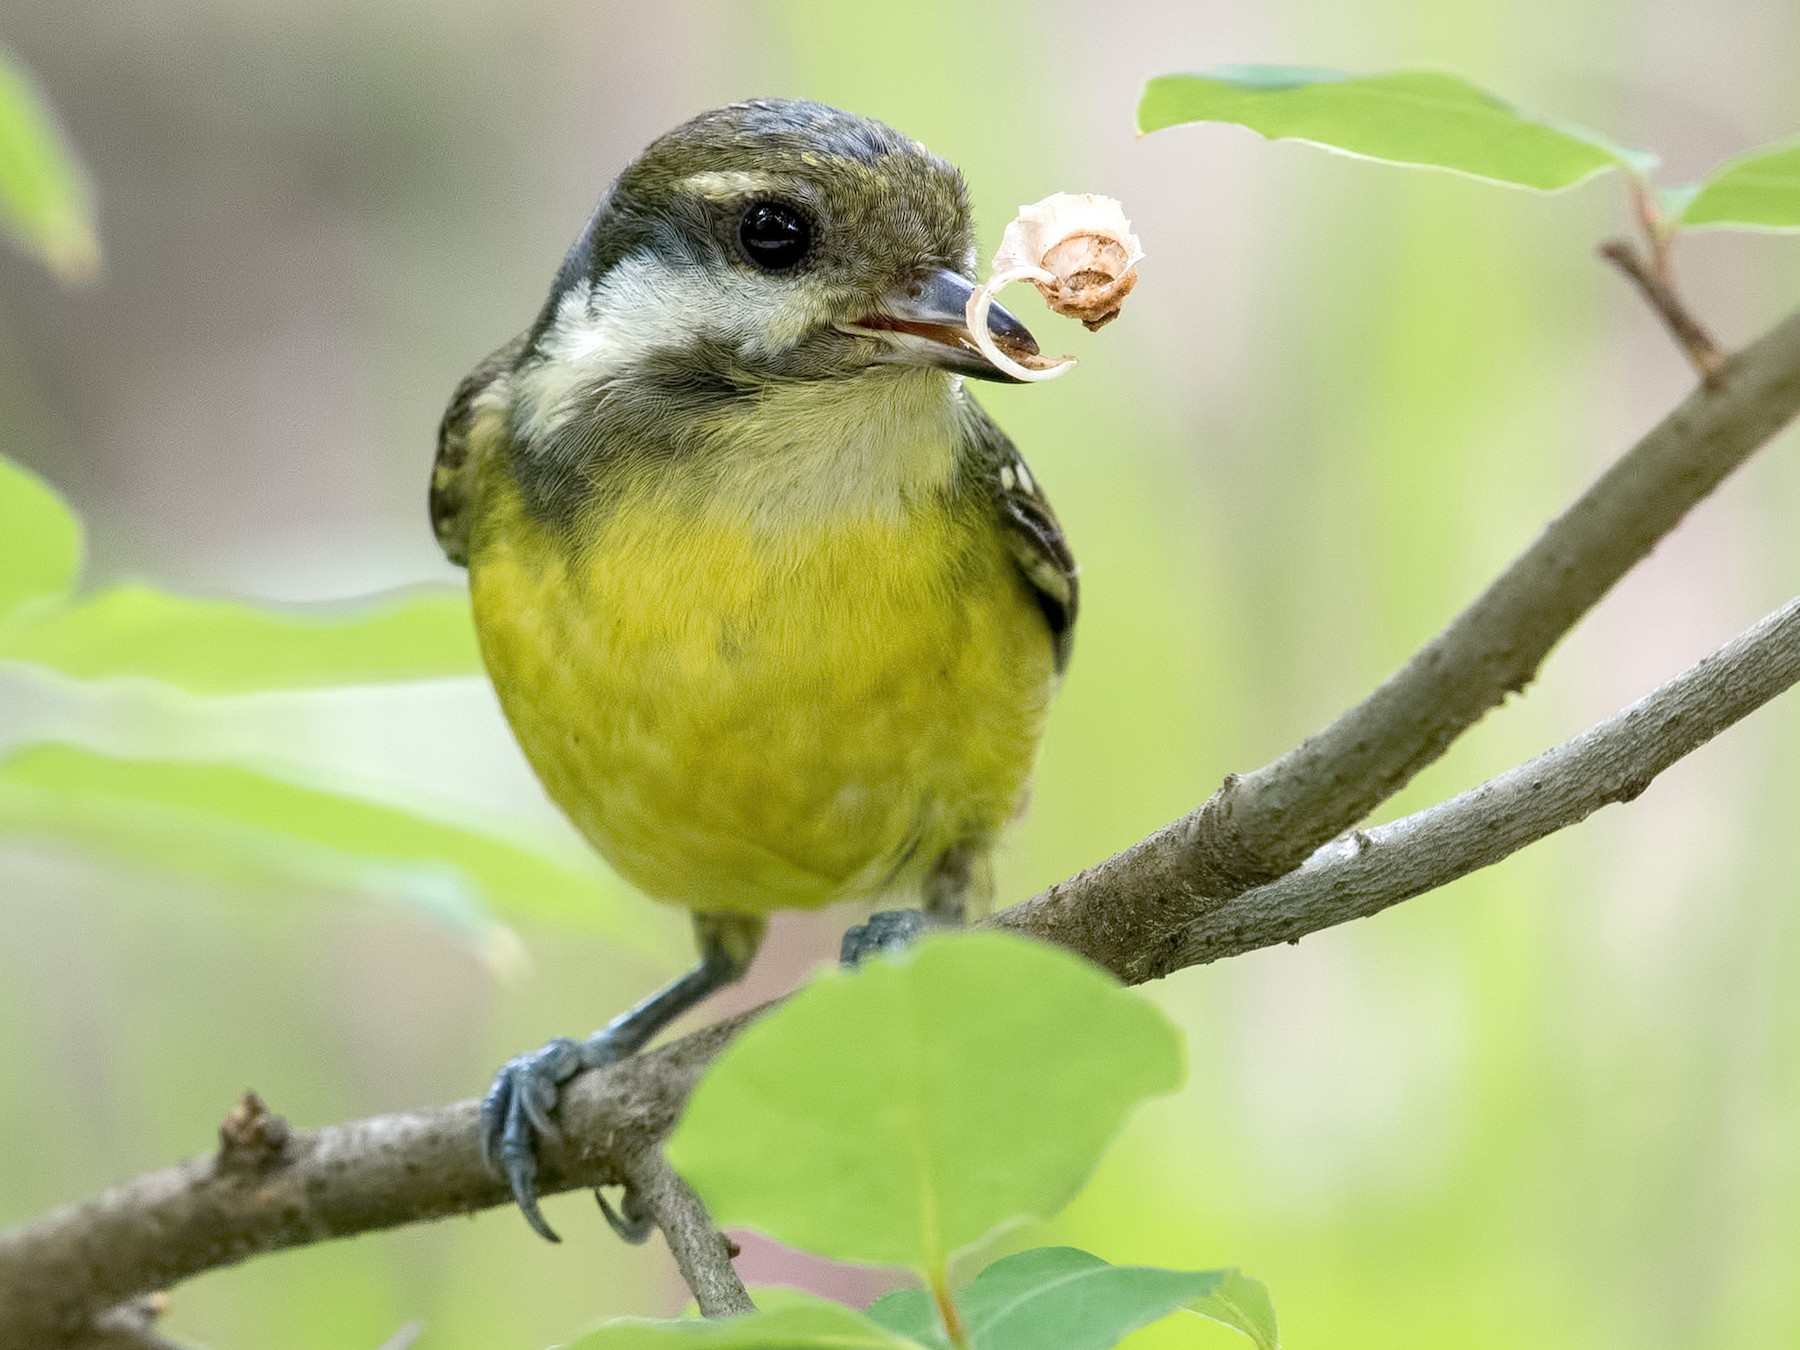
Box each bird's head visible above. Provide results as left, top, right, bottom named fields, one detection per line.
left=518, top=99, right=1042, bottom=413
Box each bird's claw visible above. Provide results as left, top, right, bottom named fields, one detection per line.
left=596, top=1185, right=655, bottom=1244
left=840, top=908, right=929, bottom=966
left=480, top=1034, right=614, bottom=1243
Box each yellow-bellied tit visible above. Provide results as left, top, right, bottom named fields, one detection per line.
left=432, top=100, right=1078, bottom=1242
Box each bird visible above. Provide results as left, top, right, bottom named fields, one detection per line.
left=432, top=99, right=1078, bottom=1243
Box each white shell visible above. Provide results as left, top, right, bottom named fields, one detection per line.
left=992, top=193, right=1145, bottom=278
left=965, top=193, right=1144, bottom=382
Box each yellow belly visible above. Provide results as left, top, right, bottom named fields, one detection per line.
left=468, top=477, right=1055, bottom=915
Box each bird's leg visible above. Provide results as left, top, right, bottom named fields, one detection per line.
left=838, top=907, right=929, bottom=963
left=840, top=843, right=988, bottom=966
left=922, top=842, right=981, bottom=925
left=481, top=910, right=765, bottom=1243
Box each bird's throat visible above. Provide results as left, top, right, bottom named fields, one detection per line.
left=687, top=368, right=965, bottom=528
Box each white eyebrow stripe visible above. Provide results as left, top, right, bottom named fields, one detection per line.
left=680, top=169, right=774, bottom=198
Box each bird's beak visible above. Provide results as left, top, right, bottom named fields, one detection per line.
left=842, top=267, right=1041, bottom=383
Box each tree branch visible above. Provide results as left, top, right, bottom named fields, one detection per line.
left=1600, top=237, right=1727, bottom=388
left=994, top=300, right=1800, bottom=980
left=4, top=301, right=1800, bottom=1348
left=1166, top=594, right=1800, bottom=967
left=620, top=1151, right=755, bottom=1318
left=0, top=1025, right=750, bottom=1349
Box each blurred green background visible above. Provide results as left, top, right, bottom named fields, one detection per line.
left=3, top=2, right=1798, bottom=1347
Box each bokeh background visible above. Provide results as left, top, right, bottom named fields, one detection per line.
left=4, top=2, right=1799, bottom=1347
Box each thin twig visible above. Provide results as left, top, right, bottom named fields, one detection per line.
left=3, top=303, right=1800, bottom=1347
left=620, top=1151, right=754, bottom=1319
left=1170, top=594, right=1800, bottom=967
left=1600, top=235, right=1727, bottom=389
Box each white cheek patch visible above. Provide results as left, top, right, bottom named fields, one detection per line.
left=514, top=248, right=832, bottom=441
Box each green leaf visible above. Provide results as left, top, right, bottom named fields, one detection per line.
left=1679, top=138, right=1800, bottom=231
left=1187, top=1269, right=1281, bottom=1350
left=666, top=932, right=1184, bottom=1271
left=0, top=582, right=484, bottom=691
left=679, top=1286, right=846, bottom=1320
left=0, top=453, right=83, bottom=622
left=0, top=45, right=99, bottom=282
left=955, top=1249, right=1216, bottom=1350
left=1655, top=182, right=1703, bottom=223
left=857, top=1289, right=941, bottom=1347
left=0, top=743, right=654, bottom=960
left=1139, top=67, right=1651, bottom=190
left=866, top=1249, right=1278, bottom=1350
left=558, top=1295, right=922, bottom=1349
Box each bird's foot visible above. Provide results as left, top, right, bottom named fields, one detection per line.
left=840, top=908, right=931, bottom=966
left=595, top=1184, right=654, bottom=1243
left=480, top=1031, right=634, bottom=1243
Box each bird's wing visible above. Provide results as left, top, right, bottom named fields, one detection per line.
left=966, top=407, right=1079, bottom=674
left=431, top=336, right=525, bottom=567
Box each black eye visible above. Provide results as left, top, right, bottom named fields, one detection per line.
left=737, top=200, right=813, bottom=272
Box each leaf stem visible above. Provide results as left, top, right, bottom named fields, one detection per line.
left=1628, top=177, right=1676, bottom=286
left=930, top=1269, right=971, bottom=1350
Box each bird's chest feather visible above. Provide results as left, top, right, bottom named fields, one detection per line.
left=468, top=475, right=1054, bottom=913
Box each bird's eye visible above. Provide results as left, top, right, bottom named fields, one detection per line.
left=737, top=200, right=813, bottom=272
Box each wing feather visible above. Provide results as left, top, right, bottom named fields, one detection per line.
left=965, top=408, right=1079, bottom=673
left=431, top=336, right=525, bottom=567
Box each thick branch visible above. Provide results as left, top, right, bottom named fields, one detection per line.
left=5, top=301, right=1800, bottom=1347
left=1169, top=594, right=1800, bottom=966
left=996, top=302, right=1800, bottom=980
left=0, top=1025, right=751, bottom=1349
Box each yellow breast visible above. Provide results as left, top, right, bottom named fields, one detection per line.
left=468, top=472, right=1055, bottom=916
